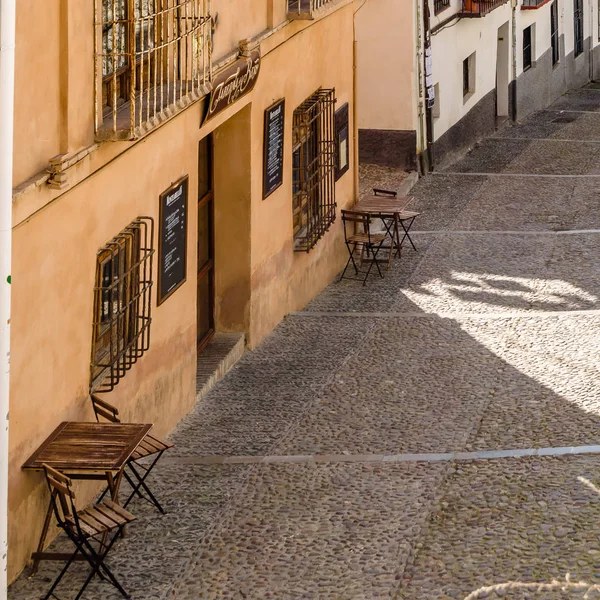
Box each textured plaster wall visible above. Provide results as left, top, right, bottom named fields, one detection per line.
left=9, top=0, right=357, bottom=580
left=9, top=104, right=203, bottom=580
left=430, top=5, right=512, bottom=142
left=355, top=0, right=418, bottom=132
left=248, top=5, right=357, bottom=346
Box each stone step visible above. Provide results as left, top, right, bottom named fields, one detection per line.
left=196, top=332, right=245, bottom=400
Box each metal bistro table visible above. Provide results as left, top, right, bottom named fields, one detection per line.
left=352, top=195, right=414, bottom=268
left=22, top=421, right=152, bottom=574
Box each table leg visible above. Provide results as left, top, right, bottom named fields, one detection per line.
left=105, top=470, right=127, bottom=541
left=394, top=214, right=402, bottom=258
left=29, top=491, right=56, bottom=576
left=380, top=217, right=394, bottom=270
left=105, top=470, right=124, bottom=502
left=400, top=216, right=418, bottom=251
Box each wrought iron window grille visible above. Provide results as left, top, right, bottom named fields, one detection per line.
left=551, top=1, right=559, bottom=65
left=434, top=0, right=450, bottom=15
left=523, top=26, right=533, bottom=70
left=95, top=0, right=212, bottom=141
left=287, top=0, right=335, bottom=18
left=574, top=0, right=584, bottom=57
left=91, top=217, right=155, bottom=393
left=522, top=0, right=548, bottom=7
left=292, top=88, right=337, bottom=253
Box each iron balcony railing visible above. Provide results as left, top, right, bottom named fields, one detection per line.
left=460, top=0, right=509, bottom=16
left=95, top=0, right=212, bottom=141
left=287, top=0, right=335, bottom=18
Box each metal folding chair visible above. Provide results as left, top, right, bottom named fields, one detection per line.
left=373, top=188, right=421, bottom=252
left=91, top=395, right=173, bottom=514
left=339, top=210, right=387, bottom=285
left=42, top=464, right=136, bottom=600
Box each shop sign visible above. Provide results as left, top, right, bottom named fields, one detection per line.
left=158, top=176, right=188, bottom=305
left=263, top=99, right=285, bottom=198
left=203, top=50, right=261, bottom=123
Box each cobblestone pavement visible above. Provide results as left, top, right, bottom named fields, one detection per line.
left=10, top=85, right=600, bottom=599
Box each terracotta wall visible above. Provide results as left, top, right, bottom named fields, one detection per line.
left=9, top=105, right=201, bottom=580
left=249, top=5, right=357, bottom=344
left=9, top=0, right=357, bottom=581
left=355, top=0, right=418, bottom=132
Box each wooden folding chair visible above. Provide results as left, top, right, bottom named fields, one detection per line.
left=42, top=464, right=136, bottom=600
left=373, top=188, right=421, bottom=252
left=339, top=210, right=387, bottom=285
left=91, top=395, right=173, bottom=514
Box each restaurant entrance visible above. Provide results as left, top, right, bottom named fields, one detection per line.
left=197, top=135, right=215, bottom=351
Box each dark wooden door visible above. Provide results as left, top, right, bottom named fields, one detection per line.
left=197, top=135, right=215, bottom=352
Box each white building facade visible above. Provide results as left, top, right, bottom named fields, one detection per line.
left=356, top=0, right=600, bottom=170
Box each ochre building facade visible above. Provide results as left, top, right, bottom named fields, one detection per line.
left=9, top=0, right=357, bottom=580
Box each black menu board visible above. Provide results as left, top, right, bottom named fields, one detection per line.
left=158, top=176, right=188, bottom=305
left=263, top=99, right=285, bottom=199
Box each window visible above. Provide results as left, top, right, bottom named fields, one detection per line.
left=551, top=1, right=559, bottom=65
left=292, top=88, right=337, bottom=253
left=91, top=217, right=155, bottom=393
left=96, top=0, right=212, bottom=140
left=288, top=0, right=334, bottom=16
left=335, top=103, right=350, bottom=181
left=434, top=0, right=451, bottom=14
left=523, top=26, right=533, bottom=70
left=463, top=52, right=476, bottom=100
left=574, top=0, right=584, bottom=57
left=432, top=83, right=441, bottom=119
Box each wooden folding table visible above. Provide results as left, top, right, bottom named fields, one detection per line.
left=352, top=195, right=414, bottom=267
left=22, top=421, right=152, bottom=574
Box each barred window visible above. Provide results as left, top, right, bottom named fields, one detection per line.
left=292, top=89, right=337, bottom=253
left=523, top=26, right=533, bottom=71
left=433, top=0, right=450, bottom=15
left=551, top=1, right=559, bottom=66
left=96, top=0, right=212, bottom=140
left=574, top=0, right=584, bottom=57
left=91, top=218, right=155, bottom=393
left=288, top=0, right=335, bottom=17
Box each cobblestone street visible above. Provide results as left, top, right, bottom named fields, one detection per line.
left=11, top=85, right=600, bottom=599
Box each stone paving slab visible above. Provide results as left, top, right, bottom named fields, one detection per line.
left=7, top=464, right=248, bottom=600
left=170, top=317, right=375, bottom=456
left=275, top=316, right=502, bottom=456
left=303, top=244, right=432, bottom=314
left=462, top=315, right=600, bottom=452
left=494, top=110, right=600, bottom=142
left=398, top=456, right=600, bottom=600
left=448, top=138, right=600, bottom=175
left=172, top=462, right=446, bottom=600
left=446, top=176, right=600, bottom=232
left=399, top=234, right=600, bottom=315
left=550, top=89, right=600, bottom=112
left=408, top=174, right=488, bottom=232
left=359, top=164, right=409, bottom=198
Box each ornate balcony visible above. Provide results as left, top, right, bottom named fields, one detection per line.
left=460, top=0, right=509, bottom=16
left=95, top=0, right=212, bottom=141
left=287, top=0, right=336, bottom=19
left=522, top=0, right=553, bottom=8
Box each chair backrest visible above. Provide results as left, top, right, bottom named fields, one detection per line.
left=373, top=188, right=397, bottom=198
left=91, top=394, right=121, bottom=423
left=43, top=464, right=76, bottom=525
left=341, top=210, right=371, bottom=241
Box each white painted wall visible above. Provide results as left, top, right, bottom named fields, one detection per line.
left=429, top=0, right=600, bottom=142
left=429, top=3, right=512, bottom=140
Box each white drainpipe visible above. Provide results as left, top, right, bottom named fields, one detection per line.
left=0, top=0, right=15, bottom=594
